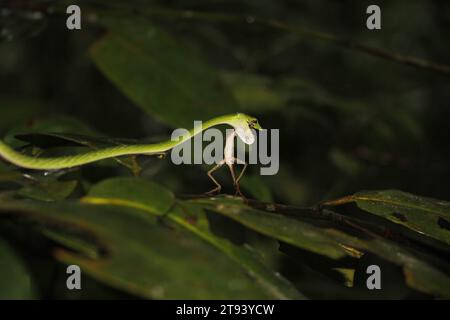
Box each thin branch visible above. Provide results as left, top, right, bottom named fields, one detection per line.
left=263, top=18, right=450, bottom=76
left=87, top=4, right=450, bottom=76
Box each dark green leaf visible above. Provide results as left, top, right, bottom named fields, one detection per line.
left=0, top=238, right=35, bottom=299
left=91, top=18, right=238, bottom=128
left=18, top=180, right=78, bottom=202
left=87, top=177, right=174, bottom=216
left=190, top=197, right=350, bottom=259
left=3, top=114, right=95, bottom=146
left=220, top=72, right=282, bottom=112
left=85, top=177, right=303, bottom=299
left=0, top=200, right=280, bottom=299
left=353, top=190, right=450, bottom=245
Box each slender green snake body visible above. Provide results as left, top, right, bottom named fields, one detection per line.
left=0, top=113, right=262, bottom=170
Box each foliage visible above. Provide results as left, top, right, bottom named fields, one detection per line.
left=0, top=0, right=449, bottom=299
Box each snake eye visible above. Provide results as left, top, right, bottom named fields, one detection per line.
left=246, top=117, right=262, bottom=130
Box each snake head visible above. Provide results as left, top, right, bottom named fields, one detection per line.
left=233, top=114, right=262, bottom=145
left=247, top=117, right=262, bottom=130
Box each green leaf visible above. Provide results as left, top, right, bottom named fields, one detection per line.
left=18, top=180, right=78, bottom=202
left=87, top=177, right=175, bottom=216
left=172, top=204, right=303, bottom=299
left=329, top=148, right=362, bottom=176
left=0, top=162, right=77, bottom=202
left=90, top=18, right=238, bottom=128
left=220, top=72, right=282, bottom=112
left=0, top=238, right=35, bottom=299
left=85, top=177, right=303, bottom=299
left=352, top=190, right=450, bottom=245
left=14, top=132, right=140, bottom=150
left=190, top=197, right=350, bottom=259
left=0, top=200, right=280, bottom=299
left=0, top=97, right=42, bottom=136
left=356, top=237, right=450, bottom=298
left=3, top=114, right=95, bottom=146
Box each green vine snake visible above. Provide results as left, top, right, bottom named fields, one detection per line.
left=0, top=113, right=262, bottom=195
